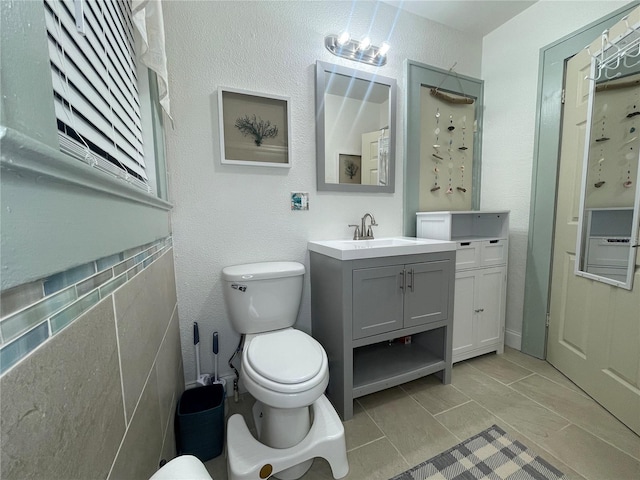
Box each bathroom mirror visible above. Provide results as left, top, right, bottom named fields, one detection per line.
left=576, top=27, right=640, bottom=290
left=315, top=60, right=396, bottom=192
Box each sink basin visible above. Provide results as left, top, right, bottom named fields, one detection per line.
left=335, top=238, right=417, bottom=248
left=307, top=236, right=455, bottom=260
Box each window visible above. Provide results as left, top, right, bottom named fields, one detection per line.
left=44, top=0, right=149, bottom=192
left=0, top=0, right=170, bottom=292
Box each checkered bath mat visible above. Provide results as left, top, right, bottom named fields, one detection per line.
left=390, top=424, right=565, bottom=480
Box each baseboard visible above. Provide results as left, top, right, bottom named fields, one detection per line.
left=504, top=329, right=522, bottom=350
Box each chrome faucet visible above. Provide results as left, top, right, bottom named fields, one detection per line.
left=349, top=213, right=378, bottom=240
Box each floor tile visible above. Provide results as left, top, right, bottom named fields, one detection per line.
left=466, top=352, right=533, bottom=384
left=541, top=424, right=640, bottom=480
left=502, top=347, right=587, bottom=395
left=452, top=362, right=570, bottom=443
left=303, top=458, right=335, bottom=479
left=511, top=374, right=640, bottom=460
left=496, top=423, right=587, bottom=480
left=358, top=387, right=460, bottom=466
left=435, top=400, right=502, bottom=441
left=433, top=393, right=585, bottom=480
left=344, top=400, right=384, bottom=451
left=400, top=374, right=471, bottom=415
left=305, top=437, right=409, bottom=480
left=207, top=350, right=638, bottom=480
left=204, top=454, right=227, bottom=479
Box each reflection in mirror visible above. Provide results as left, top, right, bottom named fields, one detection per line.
left=576, top=29, right=640, bottom=290
left=315, top=61, right=396, bottom=192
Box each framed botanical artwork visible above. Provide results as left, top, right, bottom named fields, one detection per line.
left=218, top=87, right=291, bottom=167
left=338, top=153, right=362, bottom=184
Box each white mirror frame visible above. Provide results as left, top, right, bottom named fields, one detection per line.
left=575, top=53, right=640, bottom=290
left=315, top=60, right=397, bottom=193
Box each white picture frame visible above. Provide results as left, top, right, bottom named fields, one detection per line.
left=338, top=153, right=362, bottom=184
left=218, top=87, right=291, bottom=167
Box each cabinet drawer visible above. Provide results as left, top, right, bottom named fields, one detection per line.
left=456, top=242, right=480, bottom=269
left=480, top=239, right=507, bottom=266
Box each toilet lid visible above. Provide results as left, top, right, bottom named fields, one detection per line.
left=246, top=330, right=324, bottom=384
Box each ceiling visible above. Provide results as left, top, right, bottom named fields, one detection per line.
left=381, top=0, right=538, bottom=37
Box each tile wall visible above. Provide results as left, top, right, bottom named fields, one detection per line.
left=0, top=244, right=184, bottom=479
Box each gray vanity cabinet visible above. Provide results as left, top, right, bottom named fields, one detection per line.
left=309, top=251, right=455, bottom=420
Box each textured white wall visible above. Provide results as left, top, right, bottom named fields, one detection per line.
left=163, top=1, right=482, bottom=383
left=481, top=0, right=629, bottom=349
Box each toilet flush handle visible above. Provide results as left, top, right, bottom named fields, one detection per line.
left=232, top=284, right=247, bottom=292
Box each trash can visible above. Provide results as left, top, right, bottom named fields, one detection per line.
left=175, top=383, right=225, bottom=461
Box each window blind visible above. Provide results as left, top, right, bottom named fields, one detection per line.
left=44, top=0, right=149, bottom=190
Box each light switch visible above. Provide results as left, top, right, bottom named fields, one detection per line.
left=291, top=192, right=309, bottom=210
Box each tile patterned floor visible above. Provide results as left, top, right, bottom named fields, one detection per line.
left=205, top=347, right=640, bottom=480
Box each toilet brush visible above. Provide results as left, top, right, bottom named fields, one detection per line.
left=194, top=322, right=211, bottom=386
left=212, top=331, right=226, bottom=392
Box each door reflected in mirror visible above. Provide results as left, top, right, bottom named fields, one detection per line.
left=576, top=37, right=640, bottom=290
left=315, top=61, right=396, bottom=192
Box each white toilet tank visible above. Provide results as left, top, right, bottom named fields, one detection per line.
left=222, top=262, right=305, bottom=334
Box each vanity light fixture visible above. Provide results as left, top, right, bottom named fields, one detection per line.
left=357, top=36, right=371, bottom=51
left=378, top=42, right=391, bottom=57
left=337, top=31, right=350, bottom=46
left=324, top=33, right=389, bottom=66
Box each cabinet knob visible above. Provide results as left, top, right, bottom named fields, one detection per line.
left=475, top=308, right=484, bottom=313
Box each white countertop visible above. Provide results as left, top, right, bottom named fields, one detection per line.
left=308, top=236, right=455, bottom=261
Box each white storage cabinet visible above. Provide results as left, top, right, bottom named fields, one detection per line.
left=416, top=211, right=509, bottom=363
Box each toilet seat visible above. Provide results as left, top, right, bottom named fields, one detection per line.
left=242, top=330, right=328, bottom=395
left=248, top=330, right=324, bottom=383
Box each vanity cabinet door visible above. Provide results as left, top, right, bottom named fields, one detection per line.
left=352, top=266, right=404, bottom=340
left=404, top=261, right=451, bottom=328
left=353, top=260, right=453, bottom=340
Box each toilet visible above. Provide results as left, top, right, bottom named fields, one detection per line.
left=222, top=262, right=348, bottom=480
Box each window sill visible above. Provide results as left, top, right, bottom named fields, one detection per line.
left=0, top=126, right=173, bottom=212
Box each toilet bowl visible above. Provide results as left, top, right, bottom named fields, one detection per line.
left=222, top=262, right=348, bottom=480
left=239, top=329, right=330, bottom=478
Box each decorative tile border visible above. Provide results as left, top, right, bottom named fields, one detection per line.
left=0, top=237, right=173, bottom=375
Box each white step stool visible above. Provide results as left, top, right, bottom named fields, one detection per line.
left=227, top=395, right=349, bottom=480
